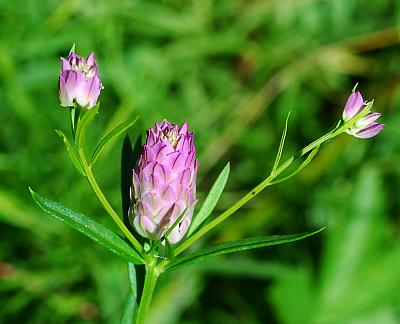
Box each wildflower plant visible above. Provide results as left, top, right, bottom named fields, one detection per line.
left=30, top=46, right=384, bottom=323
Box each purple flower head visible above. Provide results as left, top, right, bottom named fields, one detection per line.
left=342, top=91, right=384, bottom=139
left=59, top=50, right=102, bottom=109
left=129, top=120, right=198, bottom=244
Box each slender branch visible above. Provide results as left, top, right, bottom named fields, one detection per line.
left=78, top=148, right=143, bottom=254
left=174, top=110, right=369, bottom=256
left=174, top=154, right=292, bottom=255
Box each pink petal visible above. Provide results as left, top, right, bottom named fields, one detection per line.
left=353, top=122, right=385, bottom=139
left=60, top=57, right=71, bottom=71
left=343, top=91, right=365, bottom=121
left=355, top=112, right=381, bottom=128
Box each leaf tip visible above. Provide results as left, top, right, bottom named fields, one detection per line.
left=28, top=186, right=38, bottom=202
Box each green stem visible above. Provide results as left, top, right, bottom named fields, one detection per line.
left=136, top=257, right=159, bottom=324
left=174, top=114, right=362, bottom=256
left=78, top=148, right=143, bottom=254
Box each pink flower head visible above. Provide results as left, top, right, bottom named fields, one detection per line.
left=129, top=120, right=198, bottom=244
left=342, top=91, right=384, bottom=139
left=59, top=50, right=102, bottom=109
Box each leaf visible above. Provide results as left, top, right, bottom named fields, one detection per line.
left=90, top=116, right=139, bottom=166
left=30, top=188, right=144, bottom=264
left=120, top=263, right=138, bottom=324
left=128, top=263, right=138, bottom=302
left=165, top=228, right=324, bottom=272
left=187, top=163, right=230, bottom=236
left=121, top=292, right=137, bottom=324
left=75, top=103, right=99, bottom=148
left=55, top=129, right=85, bottom=176
left=272, top=111, right=291, bottom=172
left=271, top=146, right=319, bottom=185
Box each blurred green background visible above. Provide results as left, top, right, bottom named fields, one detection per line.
left=1, top=0, right=400, bottom=323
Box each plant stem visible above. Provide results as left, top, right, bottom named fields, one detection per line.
left=174, top=118, right=357, bottom=256
left=136, top=257, right=159, bottom=324
left=175, top=105, right=374, bottom=256
left=78, top=148, right=143, bottom=254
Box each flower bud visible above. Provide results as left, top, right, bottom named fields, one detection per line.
left=59, top=51, right=102, bottom=109
left=342, top=91, right=384, bottom=139
left=130, top=120, right=198, bottom=244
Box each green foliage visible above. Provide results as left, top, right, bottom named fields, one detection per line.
left=188, top=162, right=230, bottom=236
left=1, top=0, right=399, bottom=323
left=166, top=228, right=324, bottom=272
left=91, top=116, right=139, bottom=166
left=30, top=189, right=143, bottom=265
left=121, top=264, right=138, bottom=324
left=55, top=129, right=85, bottom=175
left=75, top=103, right=99, bottom=149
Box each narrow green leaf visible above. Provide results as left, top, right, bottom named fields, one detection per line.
left=75, top=103, right=99, bottom=148
left=55, top=129, right=85, bottom=176
left=166, top=228, right=324, bottom=272
left=272, top=112, right=291, bottom=173
left=120, top=263, right=138, bottom=324
left=128, top=263, right=137, bottom=300
left=121, top=292, right=136, bottom=324
left=271, top=146, right=319, bottom=185
left=30, top=188, right=144, bottom=264
left=91, top=117, right=139, bottom=166
left=187, top=163, right=230, bottom=237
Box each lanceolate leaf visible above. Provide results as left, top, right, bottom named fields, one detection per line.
left=75, top=103, right=99, bottom=148
left=166, top=228, right=324, bottom=272
left=120, top=263, right=138, bottom=324
left=91, top=116, right=139, bottom=166
left=55, top=129, right=85, bottom=176
left=30, top=188, right=144, bottom=264
left=272, top=111, right=291, bottom=173
left=128, top=263, right=138, bottom=301
left=188, top=163, right=230, bottom=236
left=271, top=146, right=319, bottom=185
left=121, top=292, right=136, bottom=324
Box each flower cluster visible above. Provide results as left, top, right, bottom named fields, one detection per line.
left=343, top=91, right=384, bottom=138
left=129, top=120, right=198, bottom=244
left=59, top=51, right=102, bottom=109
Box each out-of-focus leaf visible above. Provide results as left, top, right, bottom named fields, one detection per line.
left=120, top=263, right=138, bottom=323
left=121, top=292, right=136, bottom=324
left=30, top=188, right=143, bottom=264
left=166, top=228, right=324, bottom=272
left=188, top=163, right=230, bottom=236
left=55, top=129, right=85, bottom=176
left=90, top=116, right=139, bottom=166
left=128, top=263, right=138, bottom=298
